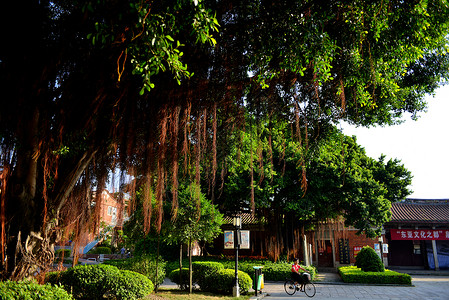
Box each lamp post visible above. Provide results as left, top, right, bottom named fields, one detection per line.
left=233, top=215, right=242, bottom=297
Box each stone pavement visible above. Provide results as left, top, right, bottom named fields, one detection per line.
left=250, top=271, right=449, bottom=300
left=160, top=270, right=449, bottom=299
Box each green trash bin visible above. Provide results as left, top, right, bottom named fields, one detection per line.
left=253, top=266, right=264, bottom=296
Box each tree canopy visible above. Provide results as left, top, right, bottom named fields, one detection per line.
left=216, top=119, right=412, bottom=240
left=163, top=184, right=223, bottom=247
left=124, top=183, right=222, bottom=257
left=1, top=0, right=448, bottom=279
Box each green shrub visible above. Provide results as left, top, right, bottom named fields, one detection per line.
left=192, top=261, right=224, bottom=290
left=235, top=261, right=316, bottom=282
left=103, top=255, right=166, bottom=286
left=0, top=280, right=73, bottom=300
left=55, top=249, right=71, bottom=259
left=339, top=266, right=411, bottom=285
left=203, top=269, right=252, bottom=295
left=107, top=270, right=154, bottom=299
left=62, top=264, right=120, bottom=299
left=168, top=268, right=191, bottom=290
left=165, top=256, right=216, bottom=275
left=101, top=258, right=126, bottom=267
left=45, top=264, right=154, bottom=300
left=87, top=246, right=111, bottom=254
left=166, top=257, right=318, bottom=282
left=45, top=271, right=64, bottom=285
left=355, top=246, right=385, bottom=272
left=96, top=241, right=115, bottom=253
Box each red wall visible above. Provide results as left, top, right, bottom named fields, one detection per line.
left=333, top=230, right=381, bottom=265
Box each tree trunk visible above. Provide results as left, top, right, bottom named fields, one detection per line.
left=1, top=103, right=98, bottom=280
left=179, top=243, right=183, bottom=289
left=0, top=107, right=56, bottom=280
left=188, top=238, right=192, bottom=294
left=155, top=234, right=160, bottom=292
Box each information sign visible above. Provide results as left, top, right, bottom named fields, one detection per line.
left=390, top=229, right=449, bottom=241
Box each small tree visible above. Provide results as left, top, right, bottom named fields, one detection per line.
left=163, top=183, right=223, bottom=293
left=355, top=246, right=385, bottom=272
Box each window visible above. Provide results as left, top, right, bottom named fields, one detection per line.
left=413, top=244, right=421, bottom=255
left=107, top=206, right=113, bottom=216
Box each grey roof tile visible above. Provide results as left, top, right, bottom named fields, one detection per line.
left=390, top=199, right=449, bottom=224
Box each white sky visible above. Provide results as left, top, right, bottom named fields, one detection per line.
left=341, top=84, right=449, bottom=200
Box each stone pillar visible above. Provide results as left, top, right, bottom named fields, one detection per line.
left=302, top=234, right=309, bottom=266
left=331, top=231, right=336, bottom=267
left=309, top=243, right=313, bottom=267
left=432, top=226, right=439, bottom=270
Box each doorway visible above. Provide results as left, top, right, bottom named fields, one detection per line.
left=388, top=240, right=425, bottom=267
left=317, top=240, right=334, bottom=267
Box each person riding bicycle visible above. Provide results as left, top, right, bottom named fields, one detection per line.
left=291, top=258, right=307, bottom=291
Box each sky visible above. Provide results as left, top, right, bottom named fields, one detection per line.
left=341, top=84, right=449, bottom=200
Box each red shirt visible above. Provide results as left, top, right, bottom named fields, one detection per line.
left=292, top=264, right=300, bottom=273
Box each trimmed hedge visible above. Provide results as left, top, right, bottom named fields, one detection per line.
left=168, top=268, right=191, bottom=290
left=0, top=280, right=73, bottom=300
left=45, top=264, right=154, bottom=299
left=166, top=257, right=317, bottom=282
left=55, top=249, right=71, bottom=258
left=203, top=269, right=252, bottom=295
left=192, top=261, right=224, bottom=290
left=103, top=255, right=166, bottom=286
left=168, top=263, right=251, bottom=294
left=49, top=264, right=117, bottom=299
left=355, top=246, right=385, bottom=272
left=339, top=266, right=412, bottom=285
left=87, top=246, right=112, bottom=254
left=107, top=270, right=154, bottom=299
left=237, top=261, right=316, bottom=282
left=45, top=271, right=64, bottom=285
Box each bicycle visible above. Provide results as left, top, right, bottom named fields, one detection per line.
left=284, top=273, right=316, bottom=297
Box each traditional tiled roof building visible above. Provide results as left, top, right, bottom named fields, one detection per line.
left=209, top=199, right=449, bottom=270
left=385, top=199, right=449, bottom=270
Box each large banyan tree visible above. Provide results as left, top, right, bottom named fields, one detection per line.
left=1, top=0, right=449, bottom=279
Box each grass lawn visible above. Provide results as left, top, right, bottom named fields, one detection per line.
left=143, top=288, right=252, bottom=300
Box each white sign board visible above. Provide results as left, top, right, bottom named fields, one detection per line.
left=224, top=231, right=234, bottom=249
left=224, top=230, right=250, bottom=249
left=240, top=230, right=250, bottom=249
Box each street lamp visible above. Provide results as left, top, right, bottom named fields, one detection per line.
left=233, top=215, right=242, bottom=297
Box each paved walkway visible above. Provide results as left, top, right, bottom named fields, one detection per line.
left=250, top=271, right=449, bottom=300
left=160, top=270, right=449, bottom=299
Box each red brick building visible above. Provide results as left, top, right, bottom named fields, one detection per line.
left=65, top=190, right=128, bottom=255
left=302, top=199, right=449, bottom=269
left=312, top=225, right=382, bottom=268
left=98, top=190, right=124, bottom=228
left=215, top=214, right=381, bottom=268
left=213, top=199, right=449, bottom=270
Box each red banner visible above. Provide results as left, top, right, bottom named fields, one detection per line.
left=390, top=229, right=449, bottom=241
left=353, top=246, right=363, bottom=256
